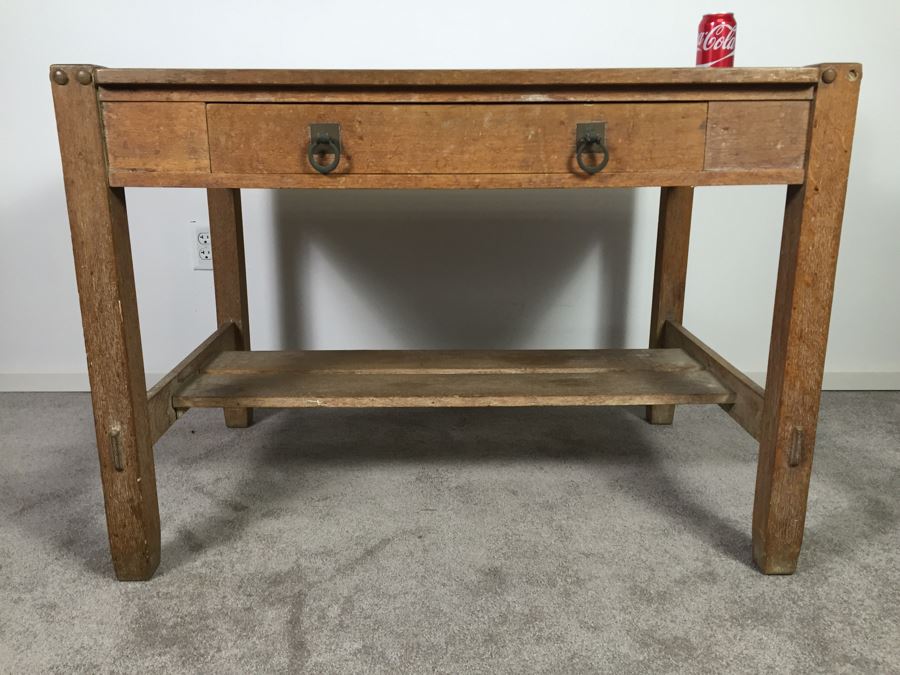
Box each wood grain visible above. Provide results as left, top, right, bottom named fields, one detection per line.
left=202, top=348, right=707, bottom=375
left=172, top=349, right=736, bottom=409
left=50, top=65, right=160, bottom=581
left=147, top=322, right=237, bottom=444
left=107, top=166, right=808, bottom=190
left=646, top=187, right=693, bottom=425
left=663, top=321, right=764, bottom=439
left=705, top=101, right=810, bottom=171
left=207, top=189, right=252, bottom=428
left=93, top=67, right=821, bottom=87
left=102, top=102, right=210, bottom=172
left=753, top=64, right=862, bottom=574
left=97, top=86, right=815, bottom=104
left=207, top=102, right=707, bottom=176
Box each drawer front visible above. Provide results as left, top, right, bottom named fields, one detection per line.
left=206, top=103, right=708, bottom=175
left=103, top=102, right=211, bottom=172
left=705, top=101, right=810, bottom=171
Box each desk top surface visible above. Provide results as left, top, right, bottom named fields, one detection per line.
left=90, top=67, right=823, bottom=88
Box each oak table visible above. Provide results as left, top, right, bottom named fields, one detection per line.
left=50, top=65, right=861, bottom=580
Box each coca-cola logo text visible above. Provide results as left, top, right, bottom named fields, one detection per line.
left=697, top=23, right=736, bottom=53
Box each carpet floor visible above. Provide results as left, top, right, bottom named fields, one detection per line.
left=0, top=391, right=897, bottom=673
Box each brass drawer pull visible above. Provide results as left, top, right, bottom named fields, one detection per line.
left=308, top=123, right=341, bottom=174
left=575, top=122, right=609, bottom=175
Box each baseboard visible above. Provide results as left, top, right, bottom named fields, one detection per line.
left=742, top=372, right=900, bottom=391
left=1, top=371, right=897, bottom=393
left=0, top=373, right=167, bottom=393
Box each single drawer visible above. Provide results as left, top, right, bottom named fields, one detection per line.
left=206, top=103, right=708, bottom=176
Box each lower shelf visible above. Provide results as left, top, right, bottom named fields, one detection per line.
left=172, top=349, right=736, bottom=409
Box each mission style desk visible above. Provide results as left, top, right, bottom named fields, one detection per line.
left=50, top=64, right=861, bottom=580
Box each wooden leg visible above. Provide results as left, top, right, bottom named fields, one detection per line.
left=207, top=188, right=253, bottom=427
left=753, top=64, right=861, bottom=574
left=646, top=186, right=693, bottom=425
left=51, top=65, right=160, bottom=580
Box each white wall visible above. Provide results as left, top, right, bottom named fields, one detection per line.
left=1, top=0, right=898, bottom=391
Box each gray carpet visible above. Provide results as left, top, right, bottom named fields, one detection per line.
left=0, top=392, right=897, bottom=673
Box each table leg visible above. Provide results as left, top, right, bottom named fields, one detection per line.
left=753, top=64, right=861, bottom=574
left=208, top=188, right=253, bottom=427
left=647, top=186, right=694, bottom=424
left=51, top=65, right=160, bottom=580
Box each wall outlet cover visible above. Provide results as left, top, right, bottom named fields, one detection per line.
left=193, top=226, right=213, bottom=270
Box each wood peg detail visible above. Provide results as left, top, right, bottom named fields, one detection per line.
left=109, top=426, right=125, bottom=471
left=788, top=427, right=804, bottom=467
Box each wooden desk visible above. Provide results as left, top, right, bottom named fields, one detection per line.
left=50, top=65, right=861, bottom=580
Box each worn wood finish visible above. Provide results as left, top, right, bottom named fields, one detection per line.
left=200, top=348, right=708, bottom=375
left=146, top=322, right=238, bottom=444
left=94, top=67, right=821, bottom=87
left=705, top=101, right=811, bottom=171
left=50, top=65, right=160, bottom=581
left=207, top=189, right=253, bottom=428
left=51, top=64, right=861, bottom=578
left=173, top=349, right=736, bottom=409
left=753, top=64, right=862, bottom=575
left=646, top=187, right=694, bottom=425
left=107, top=168, right=807, bottom=190
left=664, top=321, right=764, bottom=439
left=97, top=86, right=816, bottom=104
left=102, top=102, right=210, bottom=172
left=207, top=102, right=707, bottom=176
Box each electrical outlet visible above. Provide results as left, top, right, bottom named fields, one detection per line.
left=193, top=227, right=213, bottom=270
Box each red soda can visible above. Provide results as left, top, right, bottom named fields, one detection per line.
left=696, top=13, right=737, bottom=67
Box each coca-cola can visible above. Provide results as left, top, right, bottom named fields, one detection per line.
left=696, top=13, right=736, bottom=67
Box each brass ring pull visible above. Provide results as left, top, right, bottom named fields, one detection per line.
left=576, top=133, right=610, bottom=175
left=308, top=133, right=341, bottom=174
